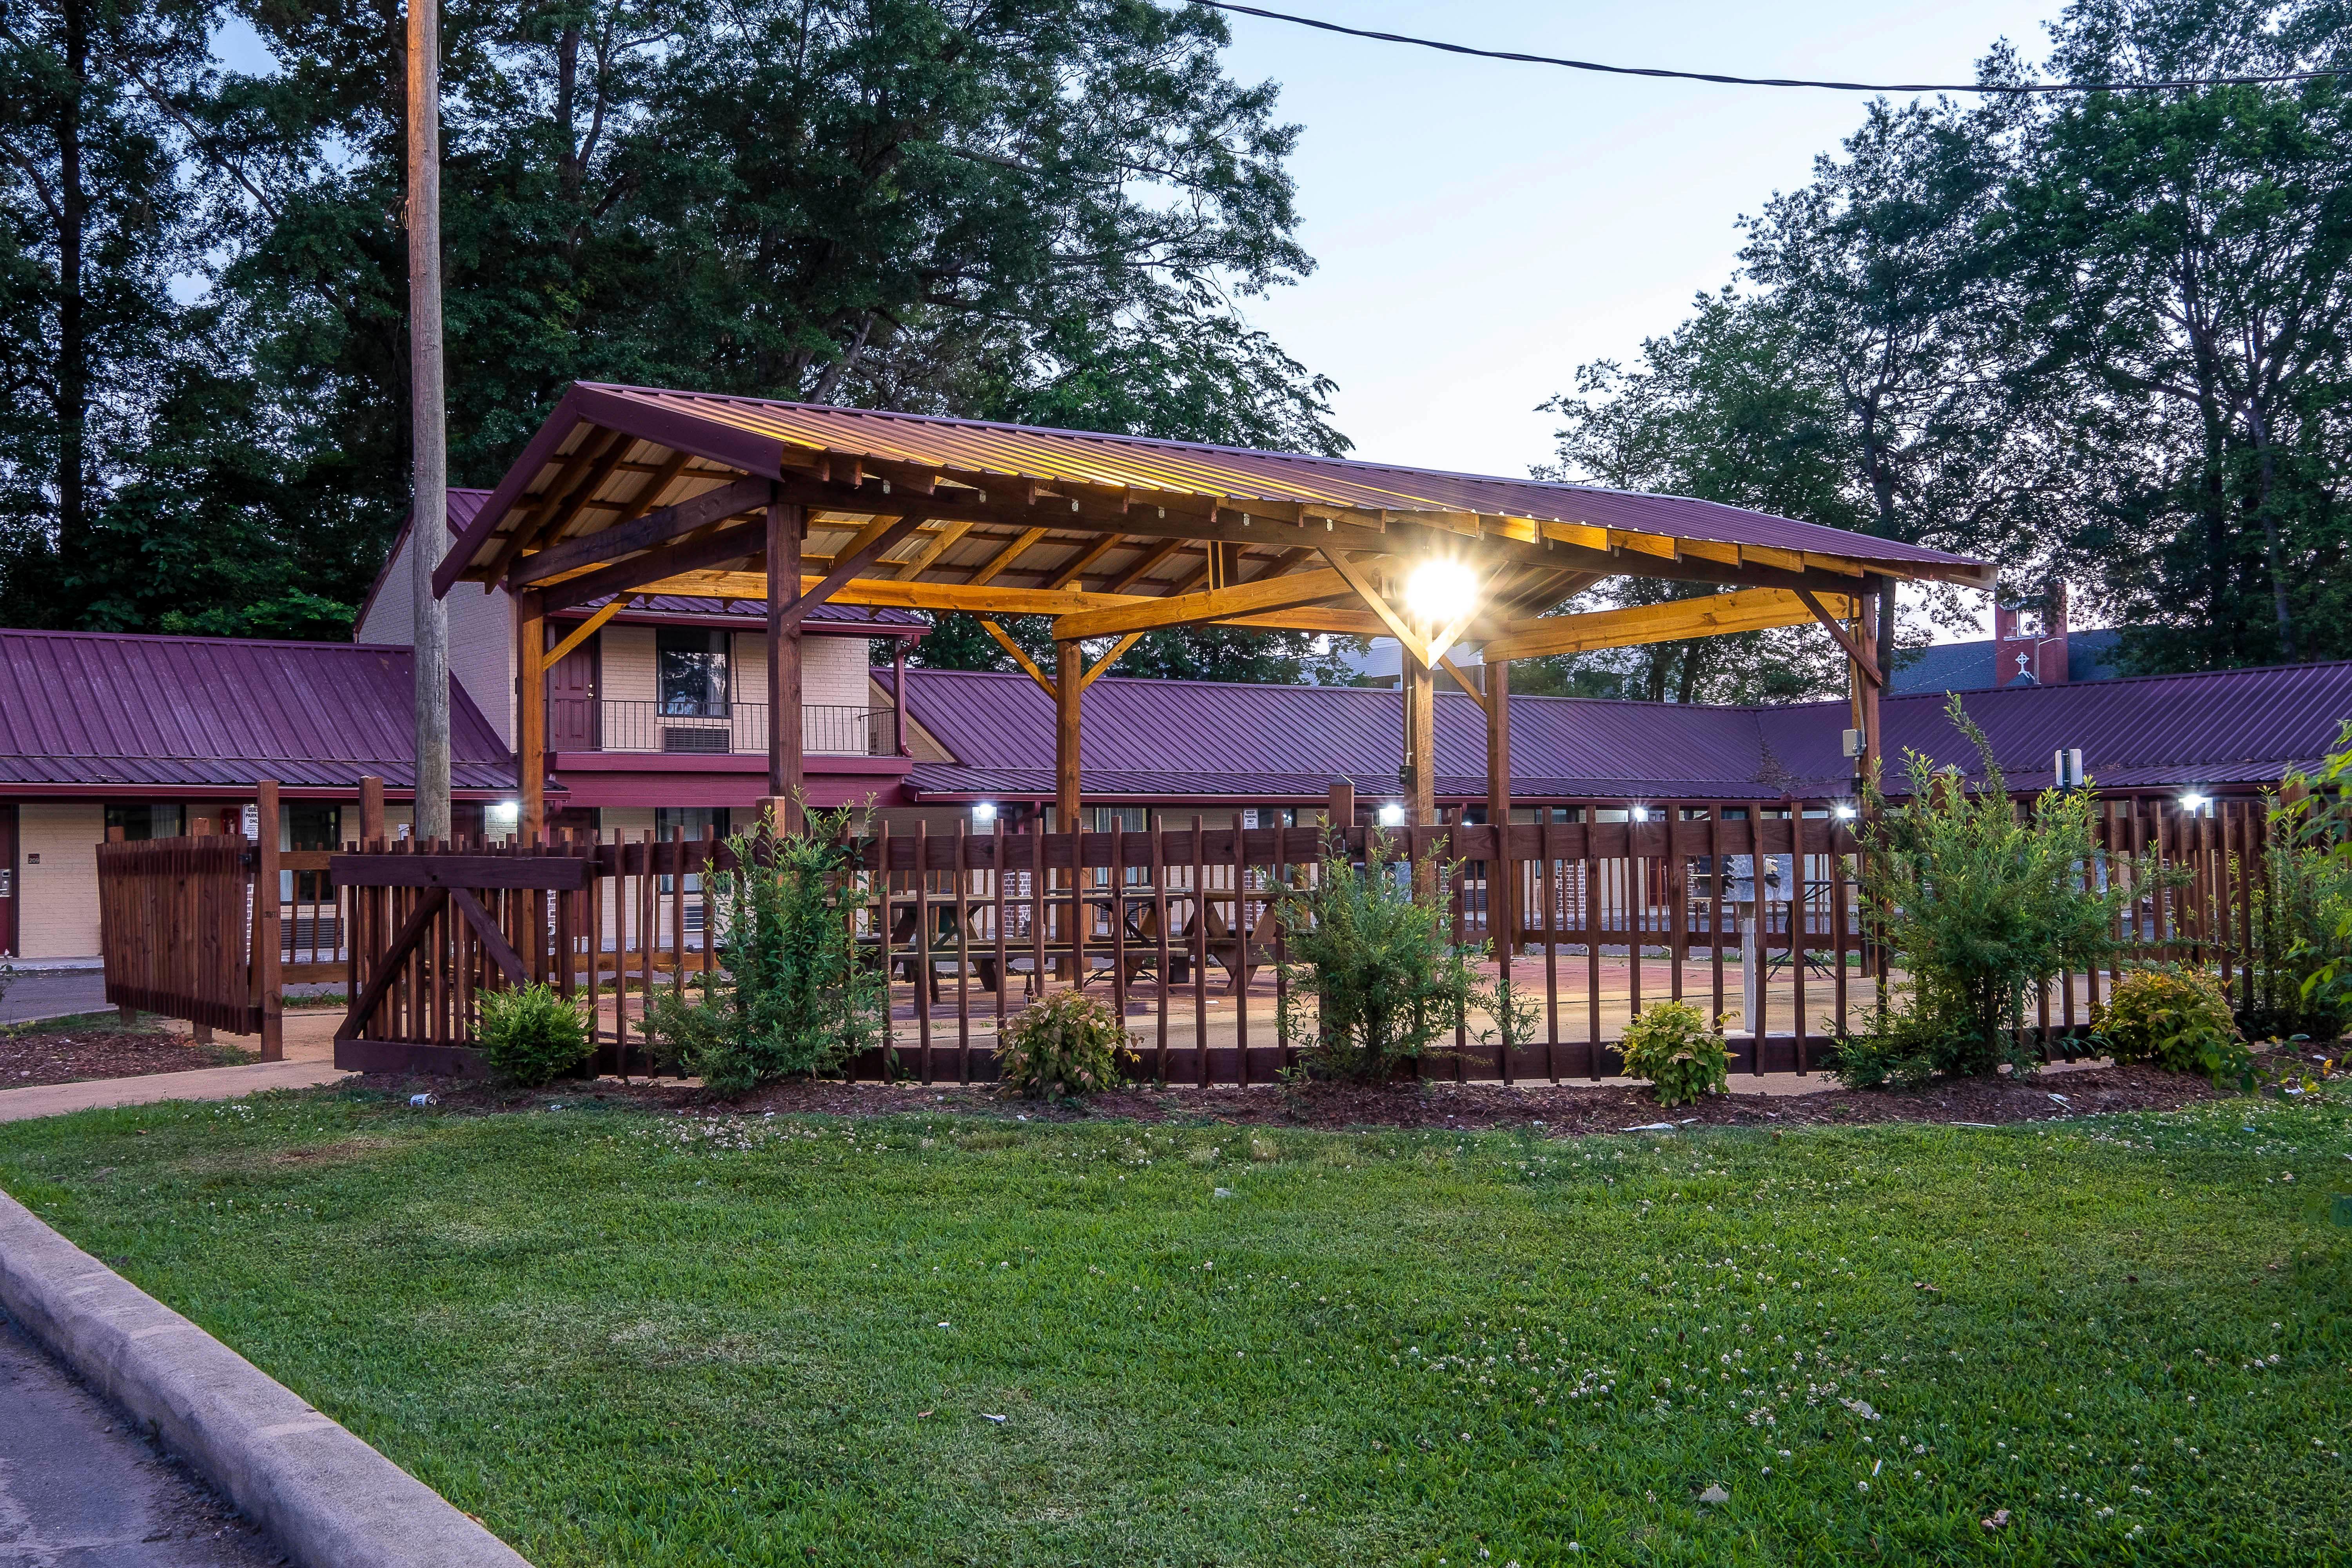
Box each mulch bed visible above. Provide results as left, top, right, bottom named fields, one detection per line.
left=0, top=1027, right=255, bottom=1087
left=354, top=1060, right=2233, bottom=1135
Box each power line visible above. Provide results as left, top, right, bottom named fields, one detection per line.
left=1190, top=1, right=2349, bottom=94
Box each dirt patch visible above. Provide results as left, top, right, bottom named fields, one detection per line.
left=348, top=1059, right=2235, bottom=1136
left=0, top=1026, right=255, bottom=1087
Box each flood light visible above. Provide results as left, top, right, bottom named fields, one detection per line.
left=488, top=800, right=520, bottom=827
left=1377, top=802, right=1407, bottom=827
left=1405, top=558, right=1478, bottom=624
left=1833, top=803, right=1858, bottom=821
left=2179, top=792, right=2210, bottom=814
left=972, top=801, right=998, bottom=824
left=1630, top=805, right=1651, bottom=822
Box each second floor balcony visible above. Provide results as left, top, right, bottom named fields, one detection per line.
left=549, top=699, right=897, bottom=758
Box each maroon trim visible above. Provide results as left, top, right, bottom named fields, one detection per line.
left=573, top=385, right=790, bottom=485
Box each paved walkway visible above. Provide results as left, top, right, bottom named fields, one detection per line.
left=0, top=968, right=108, bottom=1027
left=0, top=1311, right=283, bottom=1565
left=0, top=1014, right=351, bottom=1125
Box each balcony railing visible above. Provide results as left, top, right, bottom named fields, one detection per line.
left=549, top=700, right=895, bottom=757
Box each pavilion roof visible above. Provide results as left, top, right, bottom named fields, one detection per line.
left=436, top=383, right=1993, bottom=652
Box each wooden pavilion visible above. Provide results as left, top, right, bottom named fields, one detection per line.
left=434, top=383, right=1996, bottom=840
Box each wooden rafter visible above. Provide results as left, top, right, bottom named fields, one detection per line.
left=1048, top=533, right=1129, bottom=591
left=513, top=475, right=771, bottom=588
left=970, top=527, right=1049, bottom=586
left=1481, top=586, right=1856, bottom=662
left=893, top=519, right=975, bottom=580
left=1796, top=588, right=1883, bottom=686
left=484, top=426, right=617, bottom=581
left=1110, top=536, right=1190, bottom=594
left=1440, top=653, right=1487, bottom=715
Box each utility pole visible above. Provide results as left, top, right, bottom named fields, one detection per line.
left=407, top=0, right=451, bottom=840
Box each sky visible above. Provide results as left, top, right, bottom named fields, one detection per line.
left=1209, top=0, right=2074, bottom=479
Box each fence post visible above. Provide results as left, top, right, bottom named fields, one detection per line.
left=359, top=775, right=386, bottom=843
left=254, top=779, right=283, bottom=1061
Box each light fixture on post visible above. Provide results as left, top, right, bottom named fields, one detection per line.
left=972, top=801, right=998, bottom=826
left=487, top=800, right=520, bottom=831
left=2179, top=791, right=2210, bottom=817
left=1376, top=802, right=1407, bottom=827
left=1630, top=804, right=1651, bottom=822
left=1833, top=802, right=1858, bottom=821
left=2054, top=748, right=2085, bottom=789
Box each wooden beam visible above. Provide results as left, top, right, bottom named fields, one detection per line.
left=970, top=527, right=1049, bottom=586
left=1796, top=588, right=1884, bottom=687
left=1426, top=565, right=1510, bottom=667
left=512, top=474, right=771, bottom=588
left=768, top=495, right=803, bottom=826
left=1439, top=653, right=1486, bottom=714
left=1047, top=566, right=1352, bottom=642
left=1079, top=631, right=1145, bottom=691
left=981, top=620, right=1055, bottom=697
left=1484, top=659, right=1514, bottom=964
left=537, top=517, right=768, bottom=612
left=1481, top=587, right=1856, bottom=662
left=483, top=425, right=612, bottom=583
left=612, top=450, right=692, bottom=528
left=625, top=574, right=1152, bottom=619
left=1049, top=533, right=1128, bottom=591
left=1318, top=547, right=1429, bottom=667
left=515, top=590, right=546, bottom=841
left=774, top=512, right=930, bottom=633
left=544, top=595, right=632, bottom=667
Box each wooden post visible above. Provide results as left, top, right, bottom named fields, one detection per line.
left=768, top=490, right=804, bottom=832
left=1055, top=640, right=1082, bottom=830
left=514, top=589, right=546, bottom=842
left=893, top=639, right=909, bottom=756
left=406, top=0, right=450, bottom=842
left=254, top=778, right=283, bottom=1061
left=359, top=775, right=386, bottom=845
left=1326, top=779, right=1355, bottom=833
left=1859, top=575, right=1888, bottom=791
left=1485, top=659, right=1513, bottom=963
left=1403, top=652, right=1437, bottom=828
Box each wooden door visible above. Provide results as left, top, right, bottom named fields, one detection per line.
left=0, top=805, right=15, bottom=956
left=546, top=628, right=600, bottom=751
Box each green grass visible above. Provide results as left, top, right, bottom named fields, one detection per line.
left=1, top=1088, right=2348, bottom=1566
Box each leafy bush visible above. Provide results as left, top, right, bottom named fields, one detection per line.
left=1846, top=696, right=2154, bottom=1082
left=2096, top=966, right=2251, bottom=1084
left=993, top=991, right=1137, bottom=1098
left=1272, top=827, right=1502, bottom=1083
left=477, top=982, right=592, bottom=1087
left=2241, top=826, right=2352, bottom=1042
left=1612, top=1000, right=1730, bottom=1107
left=639, top=803, right=888, bottom=1093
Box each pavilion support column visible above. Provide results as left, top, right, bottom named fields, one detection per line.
left=1857, top=575, right=1888, bottom=793
left=1055, top=640, right=1083, bottom=830
left=1484, top=659, right=1513, bottom=964
left=767, top=491, right=804, bottom=834
left=893, top=639, right=909, bottom=755
left=1403, top=649, right=1437, bottom=898
left=514, top=589, right=546, bottom=843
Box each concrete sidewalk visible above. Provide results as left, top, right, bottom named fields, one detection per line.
left=0, top=1013, right=351, bottom=1125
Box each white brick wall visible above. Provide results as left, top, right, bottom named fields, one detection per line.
left=17, top=804, right=104, bottom=958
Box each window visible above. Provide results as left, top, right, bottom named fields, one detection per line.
left=655, top=808, right=729, bottom=896
left=104, top=803, right=183, bottom=841
left=657, top=628, right=730, bottom=716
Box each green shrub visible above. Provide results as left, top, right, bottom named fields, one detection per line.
left=639, top=803, right=889, bottom=1093
left=2096, top=966, right=2252, bottom=1084
left=1272, top=827, right=1502, bottom=1083
left=476, top=982, right=592, bottom=1087
left=993, top=991, right=1137, bottom=1098
left=1849, top=696, right=2159, bottom=1082
left=1612, top=1000, right=1730, bottom=1107
left=2241, top=836, right=2352, bottom=1041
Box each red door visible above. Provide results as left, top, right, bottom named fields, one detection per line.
left=546, top=628, right=600, bottom=751
left=0, top=805, right=15, bottom=957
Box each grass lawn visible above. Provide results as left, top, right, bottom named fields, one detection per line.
left=1, top=1086, right=2347, bottom=1566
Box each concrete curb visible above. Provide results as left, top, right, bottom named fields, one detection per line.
left=0, top=1186, right=529, bottom=1568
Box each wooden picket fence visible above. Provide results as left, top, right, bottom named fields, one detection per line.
left=328, top=795, right=2281, bottom=1083
left=94, top=789, right=284, bottom=1055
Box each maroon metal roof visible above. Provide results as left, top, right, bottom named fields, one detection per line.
left=0, top=630, right=515, bottom=793
left=568, top=386, right=1987, bottom=575
left=884, top=660, right=2352, bottom=802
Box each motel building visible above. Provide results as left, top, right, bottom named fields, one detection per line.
left=5, top=425, right=2351, bottom=965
